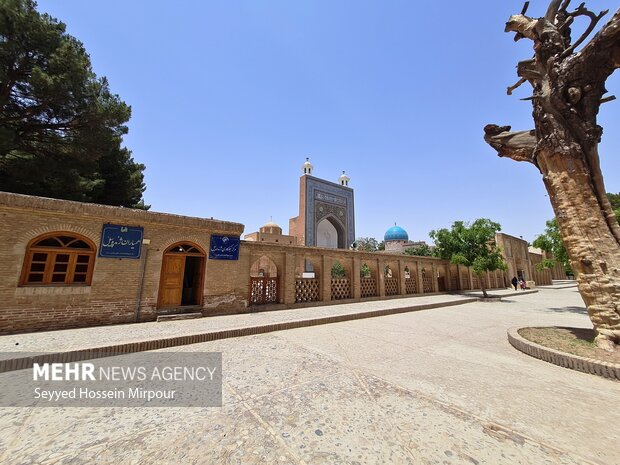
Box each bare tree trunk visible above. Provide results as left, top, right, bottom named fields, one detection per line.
left=484, top=3, right=620, bottom=350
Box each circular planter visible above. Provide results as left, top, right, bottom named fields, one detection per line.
left=507, top=327, right=620, bottom=381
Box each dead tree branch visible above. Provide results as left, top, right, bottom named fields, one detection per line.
left=561, top=5, right=610, bottom=57
left=483, top=125, right=537, bottom=164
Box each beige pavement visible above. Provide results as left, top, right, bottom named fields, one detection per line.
left=1, top=286, right=617, bottom=465
left=0, top=291, right=504, bottom=355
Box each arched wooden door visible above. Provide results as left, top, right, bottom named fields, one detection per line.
left=158, top=243, right=205, bottom=308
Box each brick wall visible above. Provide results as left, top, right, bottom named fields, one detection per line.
left=0, top=192, right=244, bottom=334
left=1, top=192, right=513, bottom=335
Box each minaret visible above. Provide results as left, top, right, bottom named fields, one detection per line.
left=338, top=170, right=350, bottom=187
left=302, top=157, right=314, bottom=176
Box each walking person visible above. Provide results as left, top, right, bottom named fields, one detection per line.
left=519, top=278, right=526, bottom=290
left=511, top=276, right=518, bottom=291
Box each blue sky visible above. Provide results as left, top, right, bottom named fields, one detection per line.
left=37, top=0, right=620, bottom=243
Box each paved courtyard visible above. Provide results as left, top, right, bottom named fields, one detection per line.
left=1, top=287, right=618, bottom=465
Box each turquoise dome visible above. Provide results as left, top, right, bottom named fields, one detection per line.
left=384, top=225, right=408, bottom=242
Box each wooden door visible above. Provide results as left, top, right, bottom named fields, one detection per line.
left=159, top=255, right=185, bottom=307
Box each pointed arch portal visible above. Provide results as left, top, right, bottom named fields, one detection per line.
left=316, top=216, right=345, bottom=249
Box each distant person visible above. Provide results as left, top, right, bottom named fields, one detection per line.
left=511, top=276, right=518, bottom=291
left=519, top=278, right=526, bottom=290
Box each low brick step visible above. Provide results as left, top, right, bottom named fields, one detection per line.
left=157, top=312, right=203, bottom=322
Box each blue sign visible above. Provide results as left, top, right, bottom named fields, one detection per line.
left=209, top=235, right=240, bottom=260
left=99, top=224, right=144, bottom=259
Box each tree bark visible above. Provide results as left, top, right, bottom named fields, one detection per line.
left=485, top=3, right=620, bottom=350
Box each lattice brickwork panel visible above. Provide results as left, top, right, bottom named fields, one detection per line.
left=385, top=277, right=399, bottom=296
left=472, top=275, right=480, bottom=289
left=360, top=278, right=377, bottom=298
left=295, top=279, right=320, bottom=303
left=405, top=277, right=418, bottom=294
left=451, top=275, right=458, bottom=290
left=250, top=278, right=264, bottom=305
left=489, top=273, right=496, bottom=289
left=265, top=278, right=278, bottom=303
left=331, top=278, right=351, bottom=300
left=423, top=275, right=433, bottom=293
left=460, top=275, right=470, bottom=290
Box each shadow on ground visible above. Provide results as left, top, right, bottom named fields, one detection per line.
left=547, top=306, right=587, bottom=315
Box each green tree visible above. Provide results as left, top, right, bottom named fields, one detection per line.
left=331, top=261, right=346, bottom=279
left=532, top=219, right=572, bottom=275
left=608, top=192, right=620, bottom=225
left=404, top=243, right=433, bottom=257
left=360, top=263, right=371, bottom=278
left=355, top=237, right=380, bottom=252
left=430, top=219, right=507, bottom=298
left=0, top=0, right=147, bottom=207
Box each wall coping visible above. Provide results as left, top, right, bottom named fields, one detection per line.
left=241, top=240, right=459, bottom=262
left=0, top=191, right=244, bottom=235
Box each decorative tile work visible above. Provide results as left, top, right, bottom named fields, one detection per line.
left=304, top=176, right=355, bottom=248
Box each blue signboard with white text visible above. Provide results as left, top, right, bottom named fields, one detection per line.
left=209, top=235, right=240, bottom=260
left=99, top=224, right=144, bottom=259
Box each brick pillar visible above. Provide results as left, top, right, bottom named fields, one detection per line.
left=416, top=261, right=424, bottom=294
left=353, top=256, right=361, bottom=299
left=377, top=258, right=385, bottom=297
left=283, top=252, right=296, bottom=305
left=398, top=259, right=406, bottom=295
left=468, top=267, right=474, bottom=289
left=321, top=255, right=332, bottom=302
left=456, top=264, right=462, bottom=290
left=445, top=264, right=452, bottom=291
left=431, top=262, right=438, bottom=293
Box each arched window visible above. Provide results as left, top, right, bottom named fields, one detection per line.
left=21, top=233, right=96, bottom=285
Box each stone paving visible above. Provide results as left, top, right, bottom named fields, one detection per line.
left=0, top=290, right=530, bottom=355
left=2, top=285, right=617, bottom=465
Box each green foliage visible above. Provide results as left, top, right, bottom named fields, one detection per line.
left=0, top=0, right=147, bottom=208
left=355, top=237, right=380, bottom=252
left=331, top=261, right=346, bottom=279
left=404, top=243, right=433, bottom=257
left=430, top=219, right=507, bottom=287
left=532, top=219, right=572, bottom=274
left=607, top=192, right=620, bottom=209
left=360, top=263, right=371, bottom=278
left=535, top=258, right=556, bottom=272
left=606, top=193, right=620, bottom=225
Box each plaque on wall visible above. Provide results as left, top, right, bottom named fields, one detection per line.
left=99, top=224, right=144, bottom=259
left=209, top=235, right=240, bottom=260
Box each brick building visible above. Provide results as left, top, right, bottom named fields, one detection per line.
left=0, top=191, right=510, bottom=334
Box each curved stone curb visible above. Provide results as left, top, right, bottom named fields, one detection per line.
left=507, top=327, right=620, bottom=381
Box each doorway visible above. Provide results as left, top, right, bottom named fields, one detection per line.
left=158, top=243, right=205, bottom=308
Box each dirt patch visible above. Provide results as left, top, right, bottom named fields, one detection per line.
left=518, top=327, right=620, bottom=364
